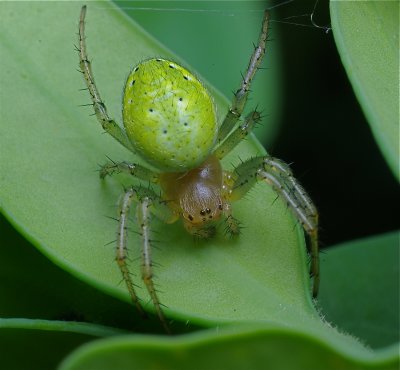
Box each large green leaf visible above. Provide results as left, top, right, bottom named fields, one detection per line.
left=319, top=231, right=399, bottom=349
left=0, top=214, right=176, bottom=333
left=0, top=1, right=313, bottom=329
left=58, top=324, right=399, bottom=370
left=330, top=1, right=399, bottom=180
left=2, top=219, right=398, bottom=369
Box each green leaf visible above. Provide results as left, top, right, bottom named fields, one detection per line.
left=2, top=221, right=398, bottom=369
left=0, top=214, right=178, bottom=333
left=330, top=1, right=399, bottom=180
left=0, top=318, right=124, bottom=338
left=58, top=324, right=399, bottom=370
left=0, top=1, right=313, bottom=329
left=319, top=231, right=400, bottom=349
left=58, top=232, right=400, bottom=370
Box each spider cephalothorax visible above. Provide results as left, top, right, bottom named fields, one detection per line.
left=160, top=155, right=225, bottom=234
left=78, top=5, right=319, bottom=333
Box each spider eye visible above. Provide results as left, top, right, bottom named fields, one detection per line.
left=200, top=209, right=206, bottom=216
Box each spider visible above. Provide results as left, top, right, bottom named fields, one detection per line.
left=78, top=5, right=319, bottom=333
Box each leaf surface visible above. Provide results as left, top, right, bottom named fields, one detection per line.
left=0, top=1, right=313, bottom=328
left=330, top=1, right=399, bottom=180
left=58, top=324, right=399, bottom=370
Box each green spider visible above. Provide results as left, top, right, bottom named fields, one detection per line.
left=78, top=5, right=319, bottom=333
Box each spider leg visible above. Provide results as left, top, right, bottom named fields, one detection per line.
left=78, top=6, right=135, bottom=153
left=217, top=11, right=270, bottom=144
left=227, top=156, right=320, bottom=297
left=117, top=186, right=177, bottom=333
left=214, top=110, right=262, bottom=159
left=100, top=160, right=159, bottom=183
left=117, top=189, right=146, bottom=319
left=222, top=203, right=242, bottom=237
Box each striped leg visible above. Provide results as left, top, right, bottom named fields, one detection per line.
left=117, top=187, right=176, bottom=333
left=217, top=11, right=270, bottom=144
left=214, top=110, right=261, bottom=160
left=78, top=6, right=135, bottom=153
left=228, top=156, right=320, bottom=297
left=100, top=160, right=159, bottom=183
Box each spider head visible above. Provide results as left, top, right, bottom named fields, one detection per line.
left=182, top=199, right=224, bottom=226
left=179, top=164, right=224, bottom=231
left=159, top=154, right=224, bottom=236
left=182, top=203, right=222, bottom=239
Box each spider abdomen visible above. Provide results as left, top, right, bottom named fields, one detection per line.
left=159, top=155, right=224, bottom=225
left=122, top=58, right=218, bottom=172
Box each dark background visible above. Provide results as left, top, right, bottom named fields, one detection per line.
left=272, top=0, right=399, bottom=246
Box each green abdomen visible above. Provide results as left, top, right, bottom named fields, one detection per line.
left=122, top=58, right=217, bottom=172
